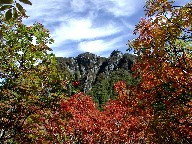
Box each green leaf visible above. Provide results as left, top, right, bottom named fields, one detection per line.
left=13, top=8, right=18, bottom=19
left=16, top=2, right=25, bottom=14
left=0, top=5, right=12, bottom=11
left=0, top=0, right=13, bottom=4
left=19, top=0, right=32, bottom=5
left=5, top=9, right=12, bottom=21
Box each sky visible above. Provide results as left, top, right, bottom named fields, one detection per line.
left=22, top=0, right=191, bottom=58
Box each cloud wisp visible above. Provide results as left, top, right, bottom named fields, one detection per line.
left=78, top=36, right=124, bottom=54
left=22, top=0, right=148, bottom=57
left=51, top=18, right=122, bottom=48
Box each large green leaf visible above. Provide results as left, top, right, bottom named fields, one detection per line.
left=0, top=5, right=12, bottom=11
left=5, top=9, right=12, bottom=20
left=19, top=0, right=32, bottom=5
left=13, top=7, right=18, bottom=19
left=16, top=2, right=25, bottom=14
left=0, top=0, right=13, bottom=4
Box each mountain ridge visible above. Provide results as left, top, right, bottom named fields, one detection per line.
left=56, top=50, right=136, bottom=94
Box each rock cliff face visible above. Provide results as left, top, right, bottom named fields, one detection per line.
left=56, top=50, right=136, bottom=93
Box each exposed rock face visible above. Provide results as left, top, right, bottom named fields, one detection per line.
left=56, top=50, right=136, bottom=93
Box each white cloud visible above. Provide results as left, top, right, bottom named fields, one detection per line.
left=24, top=0, right=65, bottom=21
left=92, top=0, right=145, bottom=17
left=21, top=0, right=154, bottom=57
left=78, top=40, right=110, bottom=53
left=120, top=19, right=135, bottom=30
left=78, top=37, right=123, bottom=54
left=51, top=18, right=122, bottom=48
left=53, top=49, right=75, bottom=57
left=70, top=0, right=88, bottom=12
left=107, top=0, right=137, bottom=17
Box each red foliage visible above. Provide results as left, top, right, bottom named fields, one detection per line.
left=72, top=81, right=80, bottom=87
left=12, top=0, right=192, bottom=142
left=113, top=81, right=126, bottom=92
left=59, top=89, right=146, bottom=143
left=20, top=74, right=191, bottom=143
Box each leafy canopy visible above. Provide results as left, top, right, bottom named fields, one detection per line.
left=0, top=0, right=67, bottom=142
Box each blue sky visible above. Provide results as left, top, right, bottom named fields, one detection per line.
left=22, top=0, right=190, bottom=58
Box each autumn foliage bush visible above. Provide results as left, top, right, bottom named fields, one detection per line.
left=20, top=75, right=191, bottom=143
left=60, top=91, right=146, bottom=143
left=16, top=85, right=144, bottom=143
left=127, top=0, right=192, bottom=143
left=0, top=0, right=191, bottom=143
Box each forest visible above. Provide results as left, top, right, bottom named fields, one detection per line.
left=0, top=0, right=192, bottom=143
left=56, top=51, right=138, bottom=108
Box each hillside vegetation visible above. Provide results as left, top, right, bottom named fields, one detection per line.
left=57, top=51, right=138, bottom=107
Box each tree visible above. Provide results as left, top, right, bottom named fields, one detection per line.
left=0, top=0, right=66, bottom=142
left=88, top=78, right=109, bottom=108
left=61, top=1, right=192, bottom=142
left=87, top=68, right=139, bottom=108
left=60, top=87, right=145, bottom=143
left=108, top=69, right=138, bottom=99
left=128, top=0, right=192, bottom=142
left=39, top=0, right=191, bottom=143
left=0, top=0, right=32, bottom=21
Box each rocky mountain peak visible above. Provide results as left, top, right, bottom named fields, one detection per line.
left=56, top=51, right=136, bottom=93
left=110, top=50, right=123, bottom=58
